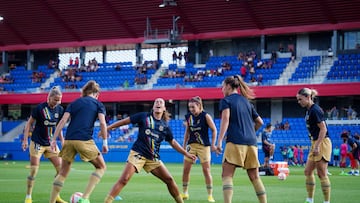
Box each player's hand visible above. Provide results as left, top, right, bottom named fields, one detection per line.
left=211, top=145, right=217, bottom=152
left=22, top=141, right=28, bottom=151
left=215, top=143, right=223, bottom=155
left=102, top=145, right=109, bottom=154
left=50, top=140, right=57, bottom=152
left=186, top=152, right=197, bottom=162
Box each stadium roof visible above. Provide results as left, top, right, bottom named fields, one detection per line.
left=1, top=0, right=360, bottom=51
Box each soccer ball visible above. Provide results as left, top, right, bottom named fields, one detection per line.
left=70, top=192, right=83, bottom=203
left=277, top=172, right=287, bottom=180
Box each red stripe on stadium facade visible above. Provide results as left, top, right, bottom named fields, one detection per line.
left=0, top=83, right=359, bottom=104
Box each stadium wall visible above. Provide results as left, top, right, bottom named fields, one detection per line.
left=0, top=142, right=313, bottom=165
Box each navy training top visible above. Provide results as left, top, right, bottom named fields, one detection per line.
left=130, top=112, right=173, bottom=161
left=305, top=104, right=328, bottom=141
left=65, top=96, right=106, bottom=141
left=31, top=102, right=64, bottom=146
left=219, top=94, right=259, bottom=146
left=185, top=111, right=211, bottom=146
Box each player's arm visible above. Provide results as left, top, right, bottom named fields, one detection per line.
left=107, top=117, right=131, bottom=131
left=254, top=116, right=263, bottom=131
left=169, top=139, right=196, bottom=161
left=22, top=116, right=35, bottom=151
left=314, top=121, right=327, bottom=154
left=51, top=112, right=70, bottom=151
left=216, top=108, right=230, bottom=154
left=206, top=113, right=218, bottom=151
left=98, top=112, right=108, bottom=154
left=183, top=125, right=190, bottom=149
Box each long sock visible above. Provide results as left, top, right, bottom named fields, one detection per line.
left=174, top=195, right=184, bottom=203
left=206, top=184, right=213, bottom=196
left=305, top=175, right=315, bottom=201
left=104, top=194, right=114, bottom=203
left=320, top=176, right=331, bottom=202
left=50, top=175, right=66, bottom=203
left=83, top=168, right=105, bottom=199
left=182, top=182, right=189, bottom=194
left=251, top=178, right=267, bottom=203
left=26, top=165, right=39, bottom=197
left=222, top=176, right=233, bottom=203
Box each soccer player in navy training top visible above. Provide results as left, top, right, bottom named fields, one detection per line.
left=215, top=75, right=267, bottom=203
left=296, top=88, right=331, bottom=203
left=103, top=98, right=196, bottom=203
left=22, top=86, right=67, bottom=203
left=49, top=80, right=108, bottom=203
left=181, top=96, right=217, bottom=202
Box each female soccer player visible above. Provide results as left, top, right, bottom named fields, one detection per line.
left=261, top=123, right=275, bottom=168
left=103, top=98, right=196, bottom=203
left=296, top=88, right=332, bottom=203
left=49, top=80, right=108, bottom=203
left=181, top=96, right=217, bottom=202
left=21, top=86, right=67, bottom=203
left=215, top=75, right=267, bottom=203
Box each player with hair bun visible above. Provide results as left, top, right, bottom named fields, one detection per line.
left=216, top=75, right=267, bottom=203
left=181, top=96, right=217, bottom=202
left=296, top=87, right=332, bottom=203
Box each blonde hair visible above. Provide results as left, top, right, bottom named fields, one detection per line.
left=297, top=88, right=318, bottom=101
left=223, top=75, right=255, bottom=99
left=81, top=80, right=100, bottom=97
left=189, top=96, right=204, bottom=111
left=48, top=86, right=62, bottom=99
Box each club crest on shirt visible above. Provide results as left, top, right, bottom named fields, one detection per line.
left=54, top=113, right=59, bottom=118
left=159, top=125, right=164, bottom=131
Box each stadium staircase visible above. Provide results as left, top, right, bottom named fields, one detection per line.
left=143, top=65, right=168, bottom=90
left=39, top=70, right=60, bottom=90
left=0, top=121, right=26, bottom=142
left=275, top=60, right=299, bottom=85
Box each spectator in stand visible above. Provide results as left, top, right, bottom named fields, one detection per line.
left=344, top=105, right=356, bottom=120
left=283, top=121, right=290, bottom=130
left=172, top=51, right=178, bottom=64
left=184, top=50, right=189, bottom=63
left=327, top=47, right=334, bottom=58
left=271, top=51, right=277, bottom=63
left=240, top=64, right=247, bottom=78
left=330, top=106, right=338, bottom=120
left=178, top=51, right=183, bottom=65
left=69, top=57, right=74, bottom=67
left=74, top=57, right=79, bottom=68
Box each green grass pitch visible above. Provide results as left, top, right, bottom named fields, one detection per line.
left=0, top=161, right=359, bottom=202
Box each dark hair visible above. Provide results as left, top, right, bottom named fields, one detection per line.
left=266, top=123, right=272, bottom=129
left=223, top=75, right=255, bottom=99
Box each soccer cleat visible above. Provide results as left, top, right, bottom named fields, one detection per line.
left=78, top=198, right=90, bottom=203
left=327, top=171, right=332, bottom=176
left=56, top=195, right=68, bottom=203
left=24, top=197, right=32, bottom=203
left=208, top=195, right=215, bottom=202
left=181, top=193, right=189, bottom=200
